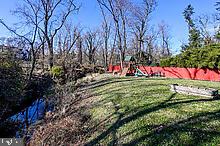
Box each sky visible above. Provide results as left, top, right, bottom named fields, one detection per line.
left=0, top=0, right=218, bottom=53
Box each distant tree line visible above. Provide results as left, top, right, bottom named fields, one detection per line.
left=0, top=0, right=173, bottom=81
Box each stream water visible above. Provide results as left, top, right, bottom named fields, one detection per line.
left=8, top=98, right=54, bottom=138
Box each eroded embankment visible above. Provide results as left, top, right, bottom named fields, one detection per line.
left=28, top=74, right=112, bottom=145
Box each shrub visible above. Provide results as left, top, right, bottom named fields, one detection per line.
left=160, top=44, right=220, bottom=69
left=94, top=66, right=105, bottom=74
left=0, top=58, right=24, bottom=100
left=51, top=66, right=64, bottom=78
left=160, top=57, right=173, bottom=67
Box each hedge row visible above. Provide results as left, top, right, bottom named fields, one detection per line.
left=160, top=44, right=220, bottom=69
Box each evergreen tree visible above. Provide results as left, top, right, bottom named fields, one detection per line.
left=183, top=4, right=195, bottom=29
left=183, top=4, right=201, bottom=49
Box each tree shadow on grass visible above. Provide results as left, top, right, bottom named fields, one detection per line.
left=78, top=77, right=167, bottom=92
left=85, top=92, right=220, bottom=146
left=85, top=93, right=175, bottom=145
left=93, top=83, right=167, bottom=99
left=78, top=78, right=147, bottom=91
left=88, top=86, right=170, bottom=119
left=127, top=109, right=220, bottom=146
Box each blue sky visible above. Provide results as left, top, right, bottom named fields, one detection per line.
left=0, top=0, right=217, bottom=53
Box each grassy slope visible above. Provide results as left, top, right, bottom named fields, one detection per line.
left=84, top=77, right=220, bottom=146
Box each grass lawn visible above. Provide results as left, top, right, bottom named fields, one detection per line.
left=84, top=77, right=220, bottom=146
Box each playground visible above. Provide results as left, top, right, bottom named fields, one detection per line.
left=109, top=57, right=220, bottom=82
left=84, top=76, right=220, bottom=145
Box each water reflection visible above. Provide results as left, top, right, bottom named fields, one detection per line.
left=9, top=98, right=54, bottom=138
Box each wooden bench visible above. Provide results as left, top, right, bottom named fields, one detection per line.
left=170, top=84, right=219, bottom=98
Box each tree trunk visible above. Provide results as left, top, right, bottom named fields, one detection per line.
left=115, top=22, right=123, bottom=71
left=89, top=50, right=93, bottom=65
left=119, top=52, right=123, bottom=72
left=48, top=42, right=54, bottom=69
left=42, top=42, right=45, bottom=71
left=77, top=39, right=83, bottom=64
left=139, top=39, right=142, bottom=61
left=122, top=16, right=127, bottom=62
left=104, top=37, right=108, bottom=69
left=28, top=44, right=36, bottom=83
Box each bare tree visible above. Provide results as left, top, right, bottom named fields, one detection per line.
left=97, top=0, right=130, bottom=70
left=109, top=31, right=117, bottom=66
left=57, top=24, right=80, bottom=68
left=76, top=32, right=83, bottom=64
left=38, top=31, right=46, bottom=71
left=158, top=22, right=171, bottom=56
left=145, top=27, right=159, bottom=64
left=101, top=21, right=111, bottom=68
left=98, top=2, right=111, bottom=69
left=212, top=13, right=220, bottom=43
left=1, top=0, right=80, bottom=81
left=0, top=0, right=44, bottom=82
left=38, top=0, right=79, bottom=69
left=130, top=0, right=157, bottom=60
left=12, top=0, right=79, bottom=69
left=84, top=29, right=102, bottom=65
left=117, top=0, right=130, bottom=60
left=197, top=14, right=213, bottom=45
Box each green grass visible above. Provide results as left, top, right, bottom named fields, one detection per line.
left=85, top=77, right=220, bottom=146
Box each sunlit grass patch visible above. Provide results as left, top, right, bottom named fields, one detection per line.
left=86, top=77, right=220, bottom=145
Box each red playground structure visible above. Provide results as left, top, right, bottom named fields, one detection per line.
left=109, top=55, right=160, bottom=77
left=108, top=56, right=220, bottom=82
